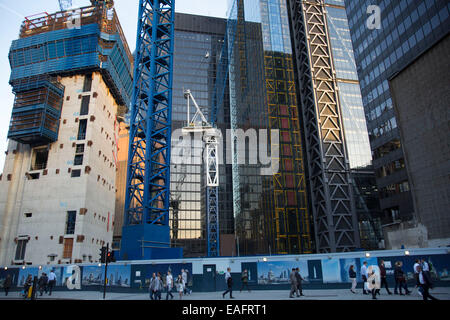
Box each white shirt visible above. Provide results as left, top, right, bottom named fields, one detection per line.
left=419, top=272, right=425, bottom=284
left=414, top=263, right=420, bottom=273
left=361, top=265, right=368, bottom=277
left=166, top=274, right=173, bottom=287
left=48, top=272, right=56, bottom=281
left=422, top=261, right=429, bottom=272
left=225, top=271, right=231, bottom=283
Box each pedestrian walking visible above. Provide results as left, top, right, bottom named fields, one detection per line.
left=47, top=269, right=56, bottom=296
left=3, top=274, right=12, bottom=296
left=240, top=269, right=251, bottom=293
left=349, top=265, right=357, bottom=294
left=149, top=272, right=162, bottom=300
left=367, top=270, right=380, bottom=300
left=156, top=272, right=164, bottom=300
left=421, top=258, right=431, bottom=278
left=22, top=275, right=33, bottom=299
left=413, top=259, right=421, bottom=286
left=222, top=267, right=234, bottom=299
left=289, top=268, right=298, bottom=298
left=181, top=269, right=190, bottom=295
left=394, top=261, right=411, bottom=295
left=379, top=260, right=392, bottom=295
left=38, top=272, right=48, bottom=296
left=418, top=265, right=438, bottom=300
left=165, top=271, right=174, bottom=300
left=184, top=269, right=192, bottom=294
left=295, top=267, right=305, bottom=297
left=361, top=261, right=369, bottom=295
left=176, top=274, right=185, bottom=300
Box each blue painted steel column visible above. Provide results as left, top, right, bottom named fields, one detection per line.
left=121, top=0, right=174, bottom=259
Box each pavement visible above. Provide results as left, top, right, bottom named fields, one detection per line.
left=1, top=286, right=449, bottom=300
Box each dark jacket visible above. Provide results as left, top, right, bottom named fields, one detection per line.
left=23, top=277, right=33, bottom=289
left=295, top=271, right=303, bottom=283
left=379, top=265, right=387, bottom=278
left=38, top=275, right=48, bottom=287
left=394, top=266, right=405, bottom=281
left=241, top=272, right=248, bottom=283
left=4, top=276, right=12, bottom=288
left=420, top=271, right=433, bottom=288
left=349, top=268, right=356, bottom=279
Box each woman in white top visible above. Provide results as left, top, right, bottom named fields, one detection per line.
left=176, top=274, right=185, bottom=300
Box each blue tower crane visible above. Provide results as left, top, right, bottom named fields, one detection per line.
left=120, top=0, right=181, bottom=260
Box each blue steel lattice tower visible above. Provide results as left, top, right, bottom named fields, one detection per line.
left=120, top=0, right=181, bottom=260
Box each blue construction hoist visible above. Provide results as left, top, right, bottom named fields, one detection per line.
left=120, top=0, right=182, bottom=260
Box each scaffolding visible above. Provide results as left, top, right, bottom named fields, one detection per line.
left=7, top=2, right=133, bottom=146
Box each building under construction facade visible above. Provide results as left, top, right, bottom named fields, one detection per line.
left=0, top=1, right=132, bottom=266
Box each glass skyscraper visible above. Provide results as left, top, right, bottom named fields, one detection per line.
left=229, top=0, right=313, bottom=255
left=170, top=13, right=234, bottom=257
left=344, top=0, right=450, bottom=226
left=323, top=0, right=383, bottom=249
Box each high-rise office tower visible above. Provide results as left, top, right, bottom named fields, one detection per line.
left=229, top=0, right=314, bottom=255
left=170, top=13, right=234, bottom=257
left=0, top=1, right=132, bottom=266
left=285, top=0, right=366, bottom=252
left=321, top=0, right=383, bottom=249
left=344, top=0, right=449, bottom=248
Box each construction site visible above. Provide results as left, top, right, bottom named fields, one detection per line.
left=0, top=0, right=385, bottom=267
left=1, top=0, right=449, bottom=297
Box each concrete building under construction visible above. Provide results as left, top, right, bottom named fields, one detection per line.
left=0, top=1, right=132, bottom=266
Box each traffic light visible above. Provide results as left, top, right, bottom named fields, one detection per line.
left=99, top=246, right=107, bottom=263
left=106, top=250, right=115, bottom=263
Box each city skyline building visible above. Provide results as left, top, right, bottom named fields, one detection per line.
left=321, top=0, right=382, bottom=250
left=228, top=0, right=314, bottom=255
left=344, top=0, right=450, bottom=248
left=286, top=0, right=362, bottom=252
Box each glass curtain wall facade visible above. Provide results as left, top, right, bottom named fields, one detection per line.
left=170, top=13, right=233, bottom=257
left=324, top=0, right=383, bottom=249
left=229, top=0, right=312, bottom=255
left=344, top=0, right=450, bottom=224
left=287, top=0, right=361, bottom=252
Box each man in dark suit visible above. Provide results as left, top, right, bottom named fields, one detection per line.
left=379, top=260, right=392, bottom=295
left=418, top=265, right=438, bottom=300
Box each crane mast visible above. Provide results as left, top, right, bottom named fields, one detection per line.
left=120, top=0, right=176, bottom=260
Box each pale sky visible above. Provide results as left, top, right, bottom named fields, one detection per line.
left=0, top=0, right=229, bottom=172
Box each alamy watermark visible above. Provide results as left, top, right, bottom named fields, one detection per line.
left=366, top=5, right=381, bottom=30
left=171, top=128, right=280, bottom=176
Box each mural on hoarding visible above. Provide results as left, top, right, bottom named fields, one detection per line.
left=105, top=265, right=131, bottom=287
left=339, top=258, right=360, bottom=283
left=131, top=263, right=193, bottom=289
left=378, top=255, right=450, bottom=282
left=257, top=260, right=308, bottom=284
left=82, top=265, right=103, bottom=286
left=321, top=258, right=341, bottom=283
